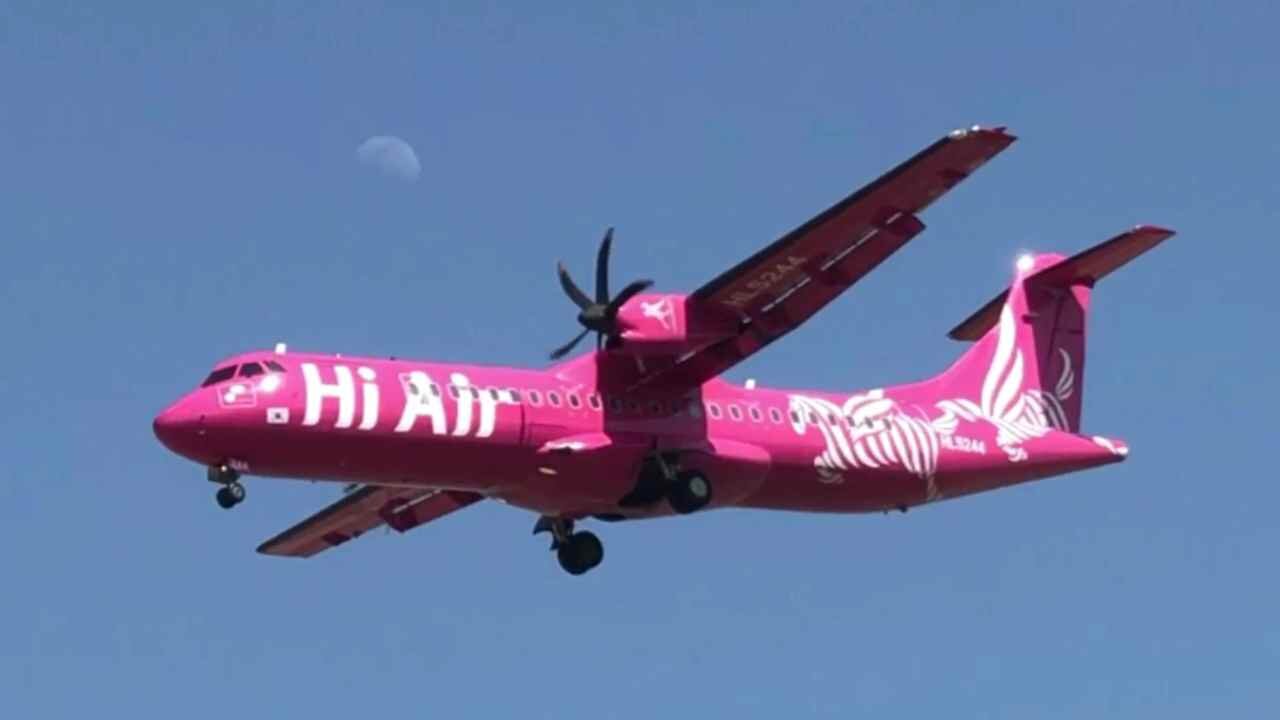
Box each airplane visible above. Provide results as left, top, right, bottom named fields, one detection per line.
left=153, top=125, right=1174, bottom=575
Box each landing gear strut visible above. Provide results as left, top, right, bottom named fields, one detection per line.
left=533, top=516, right=604, bottom=576
left=208, top=463, right=245, bottom=510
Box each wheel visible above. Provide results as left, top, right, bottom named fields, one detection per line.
left=667, top=471, right=712, bottom=514
left=556, top=531, right=604, bottom=575
left=227, top=481, right=246, bottom=502
left=215, top=486, right=239, bottom=509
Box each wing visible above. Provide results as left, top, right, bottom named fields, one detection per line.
left=257, top=485, right=483, bottom=558
left=632, top=126, right=1015, bottom=392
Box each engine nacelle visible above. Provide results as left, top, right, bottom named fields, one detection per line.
left=612, top=293, right=738, bottom=356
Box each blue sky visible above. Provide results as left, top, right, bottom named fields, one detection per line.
left=3, top=1, right=1277, bottom=716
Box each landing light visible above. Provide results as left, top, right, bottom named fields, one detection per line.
left=1016, top=254, right=1035, bottom=272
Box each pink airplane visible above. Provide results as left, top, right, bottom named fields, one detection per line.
left=153, top=126, right=1173, bottom=575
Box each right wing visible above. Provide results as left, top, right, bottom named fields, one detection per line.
left=625, top=126, right=1015, bottom=393
left=257, top=485, right=483, bottom=558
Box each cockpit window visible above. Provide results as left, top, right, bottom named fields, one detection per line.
left=264, top=360, right=285, bottom=372
left=201, top=366, right=237, bottom=387
left=239, top=362, right=265, bottom=378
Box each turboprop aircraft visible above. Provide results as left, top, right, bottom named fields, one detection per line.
left=153, top=125, right=1174, bottom=575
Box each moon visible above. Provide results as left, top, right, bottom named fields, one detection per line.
left=355, top=135, right=421, bottom=182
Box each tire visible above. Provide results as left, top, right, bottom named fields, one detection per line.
left=557, top=531, right=604, bottom=575
left=227, top=482, right=246, bottom=502
left=215, top=486, right=238, bottom=509
left=668, top=471, right=712, bottom=514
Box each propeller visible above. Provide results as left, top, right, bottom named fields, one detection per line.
left=550, top=228, right=653, bottom=359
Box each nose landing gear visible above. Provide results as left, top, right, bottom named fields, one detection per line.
left=533, top=516, right=604, bottom=576
left=208, top=464, right=246, bottom=509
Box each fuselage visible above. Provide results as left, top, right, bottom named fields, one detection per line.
left=153, top=346, right=1125, bottom=519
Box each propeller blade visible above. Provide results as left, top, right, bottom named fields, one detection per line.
left=549, top=328, right=591, bottom=360
left=595, top=228, right=613, bottom=304
left=606, top=279, right=654, bottom=315
left=557, top=262, right=593, bottom=310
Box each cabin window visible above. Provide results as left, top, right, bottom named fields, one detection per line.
left=527, top=390, right=543, bottom=406
left=748, top=407, right=763, bottom=423
left=548, top=392, right=562, bottom=407
left=609, top=397, right=623, bottom=413
left=588, top=393, right=602, bottom=411
left=728, top=405, right=743, bottom=421
left=568, top=393, right=582, bottom=409
left=238, top=362, right=265, bottom=378
left=201, top=366, right=237, bottom=387
left=707, top=402, right=722, bottom=419
left=768, top=408, right=783, bottom=424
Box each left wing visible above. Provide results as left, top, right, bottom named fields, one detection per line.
left=257, top=485, right=483, bottom=558
left=630, top=126, right=1015, bottom=392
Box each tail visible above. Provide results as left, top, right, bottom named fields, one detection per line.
left=934, top=225, right=1174, bottom=433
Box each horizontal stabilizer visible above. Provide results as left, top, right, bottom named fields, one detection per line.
left=949, top=225, right=1174, bottom=341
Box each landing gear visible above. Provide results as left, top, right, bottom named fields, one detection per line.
left=207, top=463, right=245, bottom=509
left=215, top=482, right=246, bottom=509
left=557, top=531, right=604, bottom=576
left=667, top=470, right=712, bottom=515
left=533, top=516, right=605, bottom=576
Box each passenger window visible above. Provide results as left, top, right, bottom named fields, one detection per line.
left=728, top=405, right=743, bottom=421
left=201, top=366, right=237, bottom=387
left=768, top=408, right=783, bottom=424
left=507, top=388, right=521, bottom=403
left=627, top=400, right=640, bottom=414
left=429, top=383, right=441, bottom=397
left=588, top=394, right=601, bottom=411
left=264, top=360, right=286, bottom=372
left=687, top=399, right=703, bottom=418
left=449, top=386, right=461, bottom=399
left=649, top=401, right=662, bottom=415
left=748, top=407, right=763, bottom=423
left=707, top=402, right=722, bottom=419
left=527, top=390, right=543, bottom=406
left=789, top=409, right=802, bottom=425
left=808, top=412, right=819, bottom=425
left=488, top=387, right=501, bottom=401
left=548, top=392, right=562, bottom=407
left=568, top=393, right=582, bottom=409
left=609, top=397, right=623, bottom=413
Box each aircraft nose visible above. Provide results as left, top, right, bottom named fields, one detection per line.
left=153, top=398, right=207, bottom=456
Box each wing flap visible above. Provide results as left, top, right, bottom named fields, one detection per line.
left=257, top=485, right=483, bottom=558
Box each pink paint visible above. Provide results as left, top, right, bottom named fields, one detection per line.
left=153, top=126, right=1173, bottom=574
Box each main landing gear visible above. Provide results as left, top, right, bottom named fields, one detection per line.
left=533, top=517, right=604, bottom=576
left=208, top=463, right=246, bottom=510
left=654, top=452, right=713, bottom=515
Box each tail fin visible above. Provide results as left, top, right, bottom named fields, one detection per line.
left=935, top=226, right=1174, bottom=432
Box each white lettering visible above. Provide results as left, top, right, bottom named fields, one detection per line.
left=450, top=373, right=473, bottom=436
left=302, top=363, right=355, bottom=428
left=395, top=371, right=447, bottom=434
left=357, top=366, right=379, bottom=430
